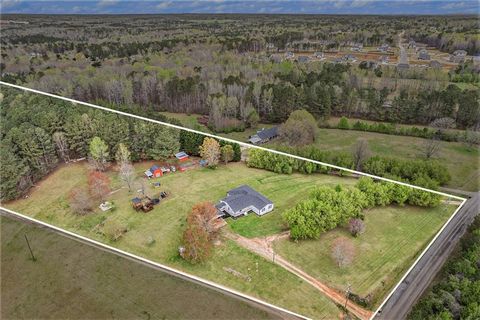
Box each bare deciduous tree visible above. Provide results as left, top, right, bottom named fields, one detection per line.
left=423, top=117, right=455, bottom=159
left=119, top=163, right=135, bottom=192
left=69, top=187, right=92, bottom=215
left=52, top=131, right=70, bottom=162
left=331, top=237, right=355, bottom=268
left=352, top=138, right=370, bottom=171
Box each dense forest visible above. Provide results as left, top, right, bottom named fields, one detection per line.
left=409, top=215, right=480, bottom=320
left=1, top=14, right=479, bottom=133
left=0, top=87, right=241, bottom=201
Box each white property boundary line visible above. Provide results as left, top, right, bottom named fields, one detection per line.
left=0, top=207, right=308, bottom=320
left=370, top=197, right=468, bottom=319
left=0, top=81, right=466, bottom=201
left=0, top=81, right=469, bottom=319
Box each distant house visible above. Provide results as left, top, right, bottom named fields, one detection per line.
left=270, top=54, right=282, bottom=63
left=360, top=60, right=378, bottom=69
left=216, top=185, right=274, bottom=218
left=378, top=55, right=389, bottom=64
left=314, top=51, right=325, bottom=59
left=297, top=56, right=310, bottom=63
left=378, top=43, right=390, bottom=52
left=450, top=50, right=467, bottom=63
left=418, top=49, right=431, bottom=60
left=350, top=43, right=363, bottom=52
left=175, top=151, right=189, bottom=162
left=429, top=60, right=442, bottom=69
left=248, top=127, right=278, bottom=145
left=343, top=54, right=356, bottom=62
left=285, top=51, right=295, bottom=59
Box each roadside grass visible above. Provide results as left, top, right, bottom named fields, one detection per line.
left=273, top=204, right=456, bottom=308
left=0, top=215, right=283, bottom=320
left=4, top=161, right=344, bottom=319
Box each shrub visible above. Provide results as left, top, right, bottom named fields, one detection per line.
left=69, top=187, right=93, bottom=215
left=338, top=116, right=350, bottom=129
left=349, top=218, right=366, bottom=237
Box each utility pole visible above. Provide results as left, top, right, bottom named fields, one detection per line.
left=24, top=234, right=36, bottom=261
left=344, top=283, right=352, bottom=314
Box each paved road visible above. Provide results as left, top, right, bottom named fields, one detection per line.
left=375, top=192, right=480, bottom=320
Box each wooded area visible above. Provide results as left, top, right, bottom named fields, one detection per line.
left=1, top=14, right=478, bottom=134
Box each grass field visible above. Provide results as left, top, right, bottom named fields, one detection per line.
left=303, top=128, right=479, bottom=191
left=274, top=204, right=456, bottom=307
left=160, top=111, right=478, bottom=192
left=0, top=215, right=283, bottom=320
left=4, top=161, right=344, bottom=319
left=3, top=160, right=457, bottom=317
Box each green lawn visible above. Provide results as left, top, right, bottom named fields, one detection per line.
left=302, top=128, right=479, bottom=191
left=274, top=204, right=456, bottom=308
left=160, top=111, right=210, bottom=131
left=160, top=110, right=478, bottom=191
left=4, top=161, right=343, bottom=319
left=3, top=160, right=457, bottom=316
left=0, top=215, right=283, bottom=320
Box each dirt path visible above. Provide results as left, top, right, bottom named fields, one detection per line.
left=225, top=231, right=373, bottom=320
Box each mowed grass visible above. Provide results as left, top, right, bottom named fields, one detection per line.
left=305, top=128, right=479, bottom=191
left=160, top=111, right=210, bottom=131
left=274, top=204, right=456, bottom=308
left=4, top=161, right=343, bottom=319
left=0, top=216, right=284, bottom=320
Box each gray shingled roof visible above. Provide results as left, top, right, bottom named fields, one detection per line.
left=256, top=127, right=278, bottom=140
left=221, top=185, right=272, bottom=212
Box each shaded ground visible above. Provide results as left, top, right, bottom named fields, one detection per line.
left=0, top=215, right=286, bottom=320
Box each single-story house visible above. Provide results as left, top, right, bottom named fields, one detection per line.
left=297, top=56, right=310, bottom=63
left=429, top=60, right=442, bottom=69
left=175, top=151, right=189, bottom=162
left=216, top=185, right=274, bottom=218
left=450, top=50, right=467, bottom=63
left=418, top=49, right=431, bottom=60
left=378, top=55, right=389, bottom=64
left=248, top=127, right=278, bottom=145
left=378, top=44, right=390, bottom=52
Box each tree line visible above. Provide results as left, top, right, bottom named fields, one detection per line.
left=247, top=147, right=450, bottom=188
left=0, top=88, right=240, bottom=201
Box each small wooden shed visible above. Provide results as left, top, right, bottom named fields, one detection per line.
left=149, top=165, right=163, bottom=178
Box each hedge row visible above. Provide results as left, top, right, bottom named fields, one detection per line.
left=334, top=117, right=477, bottom=144
left=247, top=147, right=451, bottom=186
